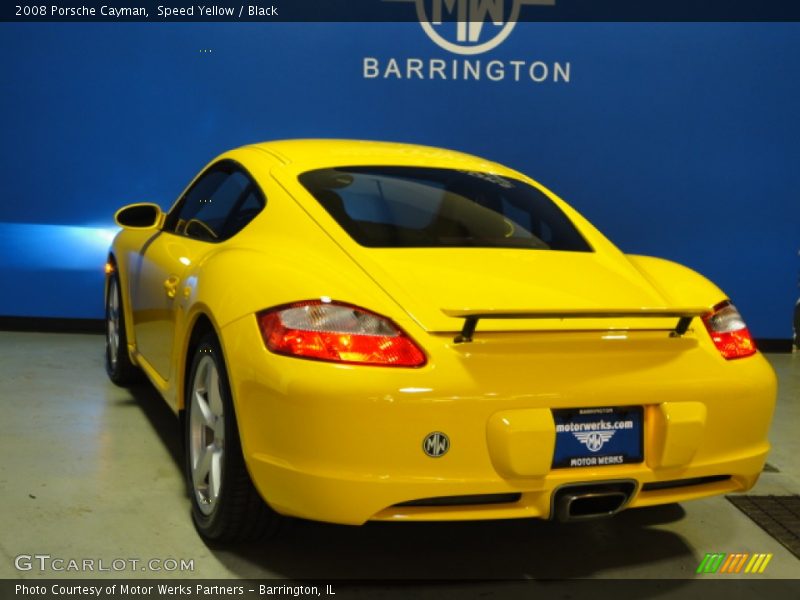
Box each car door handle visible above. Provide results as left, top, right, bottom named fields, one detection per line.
left=163, top=275, right=180, bottom=299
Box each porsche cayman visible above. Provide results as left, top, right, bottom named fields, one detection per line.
left=105, top=140, right=776, bottom=541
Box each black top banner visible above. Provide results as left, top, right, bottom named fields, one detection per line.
left=3, top=0, right=800, bottom=23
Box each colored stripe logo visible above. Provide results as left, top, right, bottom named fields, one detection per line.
left=696, top=553, right=773, bottom=574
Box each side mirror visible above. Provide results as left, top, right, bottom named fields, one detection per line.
left=114, top=203, right=163, bottom=229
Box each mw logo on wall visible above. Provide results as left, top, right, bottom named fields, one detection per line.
left=363, top=0, right=571, bottom=83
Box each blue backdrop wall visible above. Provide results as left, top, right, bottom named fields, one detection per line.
left=1, top=22, right=798, bottom=338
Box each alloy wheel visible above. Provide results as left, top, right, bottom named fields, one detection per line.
left=106, top=278, right=120, bottom=369
left=189, top=354, right=226, bottom=515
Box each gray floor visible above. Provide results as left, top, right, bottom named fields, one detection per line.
left=0, top=331, right=798, bottom=580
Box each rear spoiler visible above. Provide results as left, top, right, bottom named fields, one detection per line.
left=441, top=307, right=710, bottom=343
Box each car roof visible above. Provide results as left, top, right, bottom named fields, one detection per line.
left=244, top=139, right=514, bottom=174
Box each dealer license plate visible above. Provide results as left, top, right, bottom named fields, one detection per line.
left=552, top=406, right=643, bottom=468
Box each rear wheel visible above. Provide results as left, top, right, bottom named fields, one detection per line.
left=105, top=271, right=142, bottom=385
left=185, top=333, right=281, bottom=541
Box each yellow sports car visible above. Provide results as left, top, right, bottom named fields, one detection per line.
left=105, top=140, right=776, bottom=541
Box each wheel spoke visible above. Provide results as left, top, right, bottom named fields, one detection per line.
left=193, top=444, right=212, bottom=485
left=209, top=447, right=223, bottom=501
left=194, top=389, right=215, bottom=428
left=190, top=396, right=206, bottom=435
left=208, top=366, right=223, bottom=418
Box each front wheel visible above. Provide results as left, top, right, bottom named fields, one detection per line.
left=105, top=270, right=142, bottom=385
left=185, top=333, right=281, bottom=541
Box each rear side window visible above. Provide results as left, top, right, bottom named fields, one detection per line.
left=164, top=161, right=265, bottom=242
left=298, top=167, right=591, bottom=251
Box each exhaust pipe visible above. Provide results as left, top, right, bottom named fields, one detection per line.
left=552, top=480, right=637, bottom=522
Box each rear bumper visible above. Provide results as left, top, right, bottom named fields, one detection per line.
left=222, top=318, right=777, bottom=525
left=246, top=433, right=768, bottom=525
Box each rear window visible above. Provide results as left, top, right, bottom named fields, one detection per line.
left=298, top=166, right=591, bottom=251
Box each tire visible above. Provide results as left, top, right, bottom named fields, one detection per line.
left=185, top=333, right=281, bottom=542
left=105, top=270, right=143, bottom=385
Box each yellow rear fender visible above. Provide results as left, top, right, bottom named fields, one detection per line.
left=183, top=245, right=402, bottom=333
left=175, top=245, right=414, bottom=411
left=172, top=303, right=224, bottom=412
left=626, top=255, right=727, bottom=310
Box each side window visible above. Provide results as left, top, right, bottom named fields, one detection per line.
left=164, top=162, right=265, bottom=242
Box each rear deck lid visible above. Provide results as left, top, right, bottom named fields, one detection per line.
left=347, top=248, right=705, bottom=333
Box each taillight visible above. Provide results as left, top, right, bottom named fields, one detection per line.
left=257, top=300, right=426, bottom=367
left=702, top=301, right=757, bottom=359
